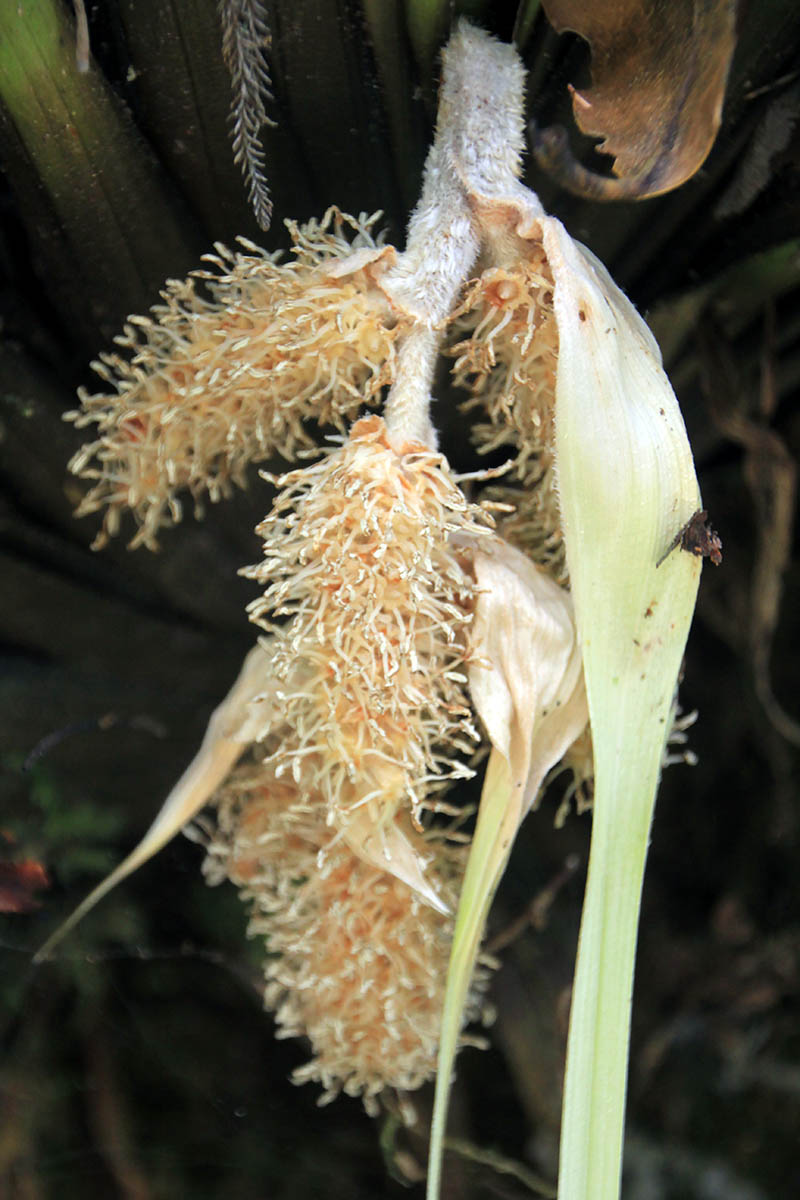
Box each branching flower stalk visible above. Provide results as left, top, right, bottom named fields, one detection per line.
left=38, top=21, right=705, bottom=1200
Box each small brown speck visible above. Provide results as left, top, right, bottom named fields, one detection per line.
left=578, top=309, right=586, bottom=322
left=657, top=509, right=723, bottom=568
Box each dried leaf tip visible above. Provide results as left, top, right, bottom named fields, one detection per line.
left=532, top=0, right=737, bottom=199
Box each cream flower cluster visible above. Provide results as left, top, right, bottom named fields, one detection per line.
left=449, top=257, right=566, bottom=581
left=204, top=764, right=491, bottom=1110
left=66, top=210, right=402, bottom=549
left=243, top=416, right=489, bottom=842
left=43, top=20, right=593, bottom=1112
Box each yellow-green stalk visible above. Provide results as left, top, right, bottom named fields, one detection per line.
left=549, top=235, right=701, bottom=1200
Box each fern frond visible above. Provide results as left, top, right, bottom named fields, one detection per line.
left=219, top=0, right=276, bottom=231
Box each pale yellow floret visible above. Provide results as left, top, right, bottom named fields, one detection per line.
left=243, top=416, right=492, bottom=845
left=204, top=767, right=492, bottom=1111
left=448, top=258, right=566, bottom=581
left=66, top=209, right=404, bottom=550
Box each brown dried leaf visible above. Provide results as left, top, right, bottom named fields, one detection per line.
left=536, top=0, right=737, bottom=199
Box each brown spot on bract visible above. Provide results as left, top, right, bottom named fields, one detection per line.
left=656, top=509, right=723, bottom=568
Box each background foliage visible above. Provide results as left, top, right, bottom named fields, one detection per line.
left=1, top=2, right=799, bottom=1196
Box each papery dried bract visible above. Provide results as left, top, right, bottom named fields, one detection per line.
left=426, top=530, right=588, bottom=1200
left=538, top=0, right=736, bottom=198
left=468, top=537, right=587, bottom=811
left=341, top=807, right=453, bottom=915
left=34, top=642, right=276, bottom=961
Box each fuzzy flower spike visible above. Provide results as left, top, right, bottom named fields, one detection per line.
left=203, top=764, right=492, bottom=1110
left=241, top=413, right=493, bottom=906
left=66, top=210, right=403, bottom=548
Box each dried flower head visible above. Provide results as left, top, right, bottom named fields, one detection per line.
left=243, top=415, right=492, bottom=875
left=204, top=765, right=491, bottom=1111
left=67, top=209, right=403, bottom=549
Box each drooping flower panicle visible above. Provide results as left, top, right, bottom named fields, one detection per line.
left=43, top=18, right=594, bottom=1122
left=241, top=414, right=496, bottom=906
left=42, top=23, right=709, bottom=1200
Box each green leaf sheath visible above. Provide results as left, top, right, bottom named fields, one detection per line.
left=0, top=0, right=197, bottom=337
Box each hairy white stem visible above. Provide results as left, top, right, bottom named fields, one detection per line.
left=382, top=20, right=538, bottom=448
left=382, top=325, right=442, bottom=447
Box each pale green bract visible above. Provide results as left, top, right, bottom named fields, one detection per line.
left=548, top=232, right=702, bottom=1200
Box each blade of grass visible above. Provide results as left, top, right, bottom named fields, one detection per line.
left=427, top=749, right=522, bottom=1200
